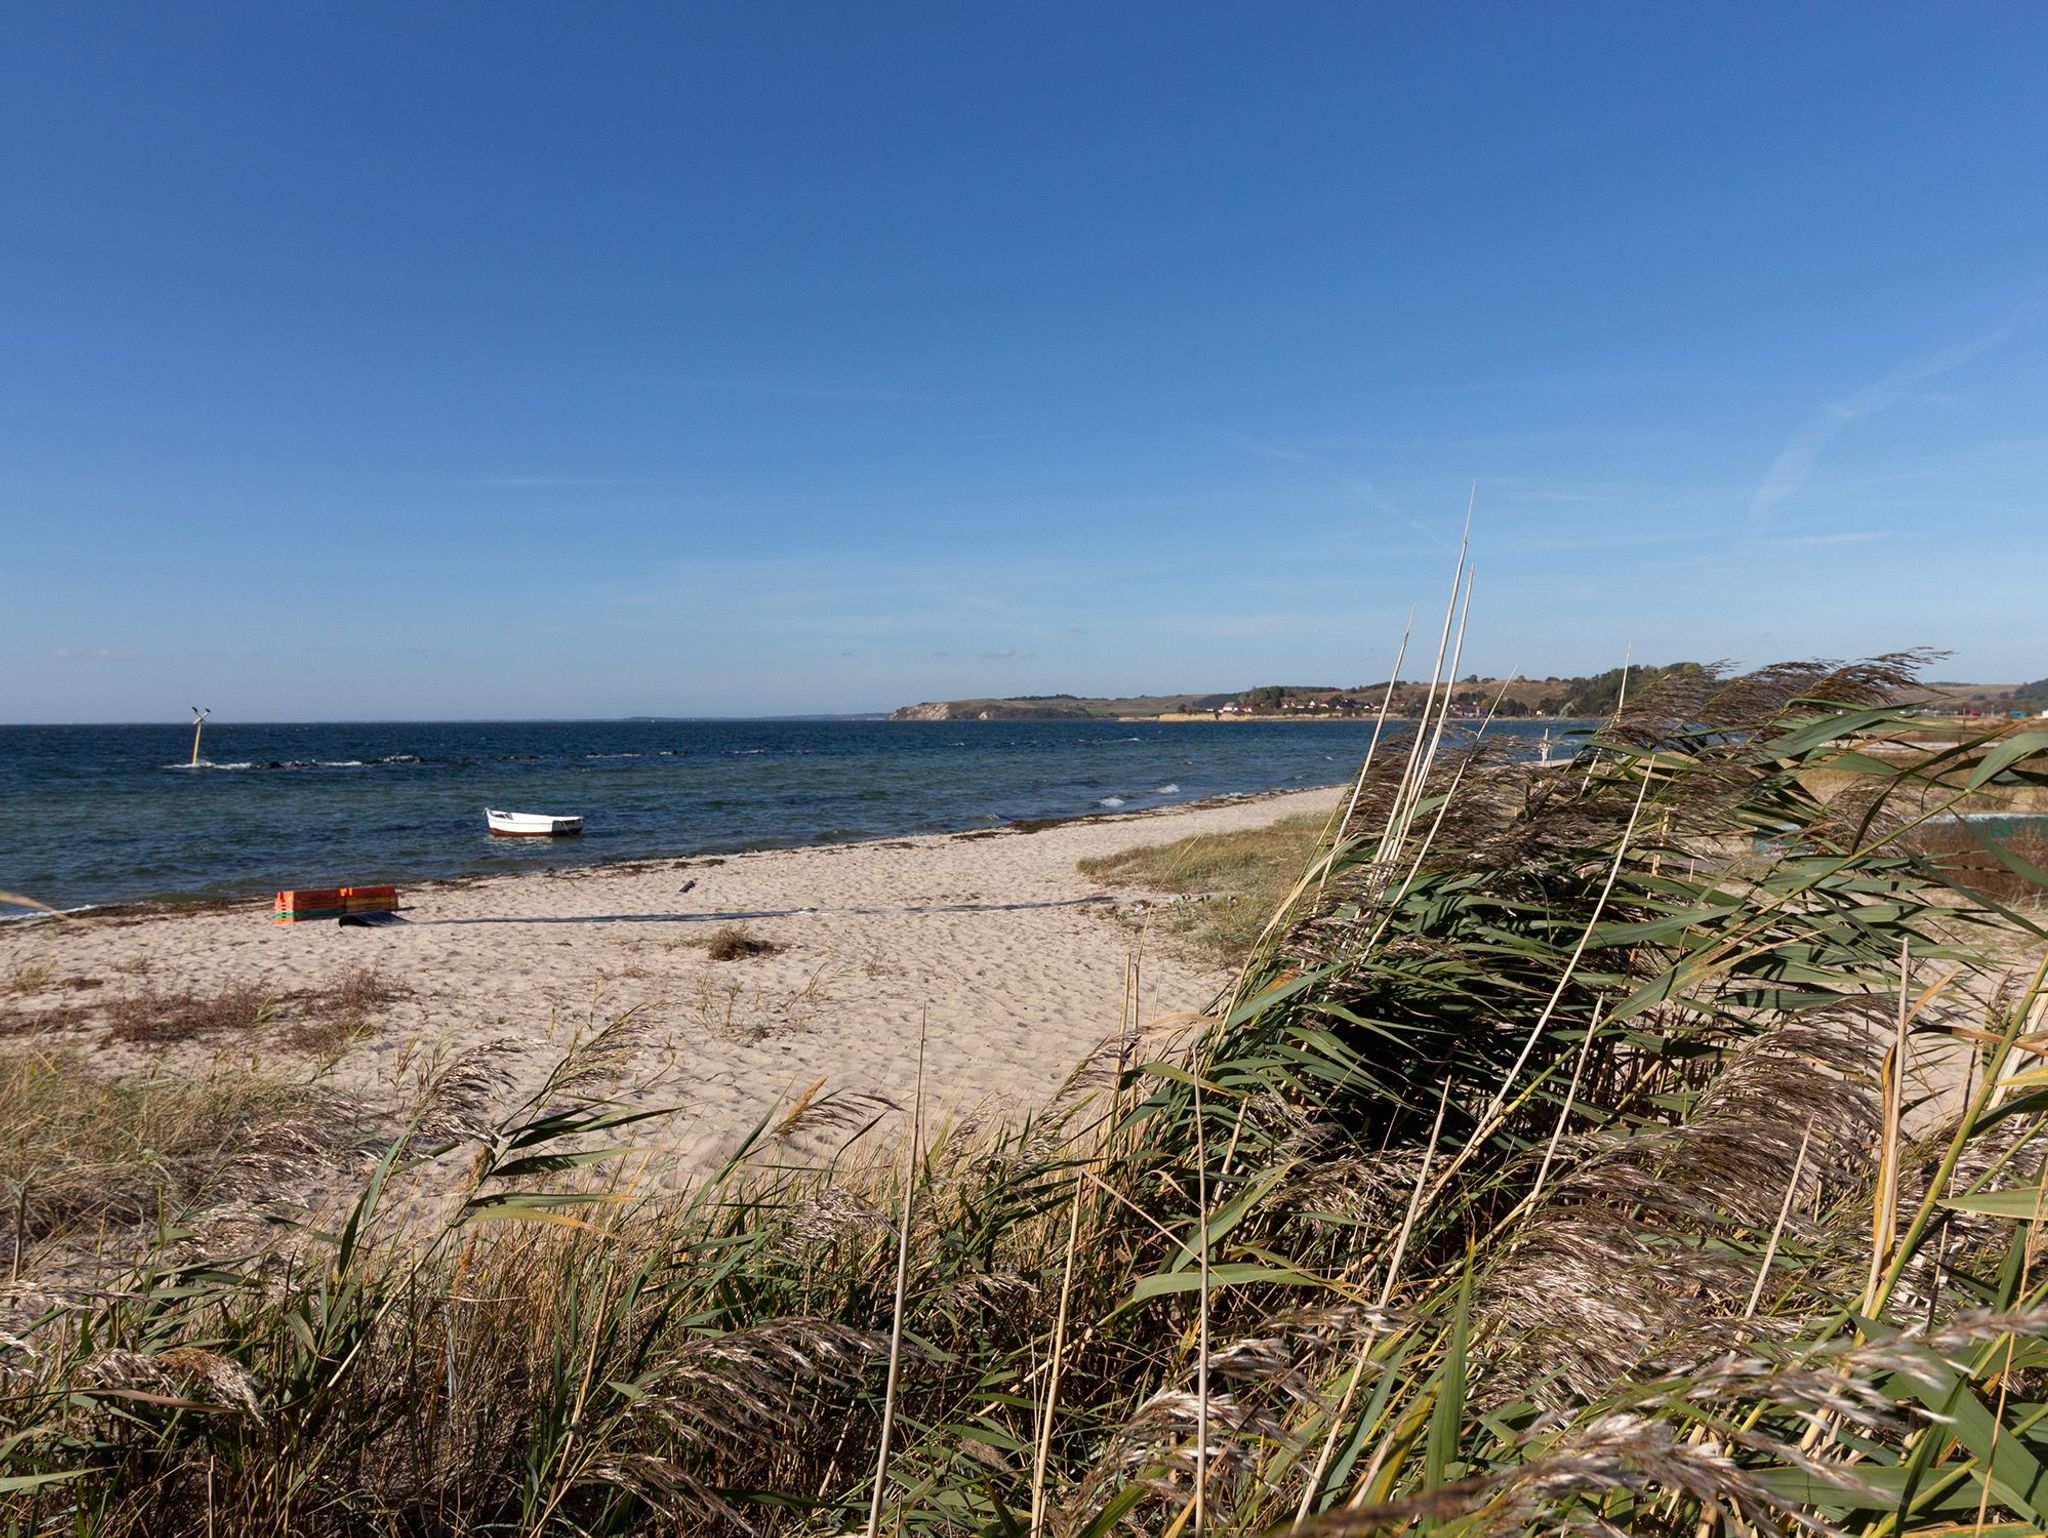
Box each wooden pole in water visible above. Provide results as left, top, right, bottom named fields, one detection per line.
left=189, top=707, right=210, bottom=766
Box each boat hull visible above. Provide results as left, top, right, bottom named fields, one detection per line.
left=485, top=809, right=583, bottom=837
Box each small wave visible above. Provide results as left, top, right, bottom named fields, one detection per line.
left=1151, top=783, right=1180, bottom=794
left=586, top=752, right=641, bottom=760
left=2, top=901, right=98, bottom=923
left=166, top=756, right=401, bottom=772
left=1097, top=795, right=1126, bottom=807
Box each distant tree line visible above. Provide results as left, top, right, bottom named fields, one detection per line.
left=1532, top=662, right=1700, bottom=718
left=1224, top=663, right=1700, bottom=718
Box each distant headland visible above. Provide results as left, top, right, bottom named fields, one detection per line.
left=893, top=667, right=2048, bottom=722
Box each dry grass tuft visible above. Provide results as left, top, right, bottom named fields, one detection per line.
left=0, top=1003, right=98, bottom=1038
left=4, top=956, right=58, bottom=995
left=313, top=959, right=409, bottom=1016
left=93, top=966, right=409, bottom=1054
left=104, top=981, right=278, bottom=1043
left=281, top=962, right=411, bottom=1053
left=701, top=923, right=785, bottom=962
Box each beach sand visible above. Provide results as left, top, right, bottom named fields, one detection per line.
left=1, top=787, right=1342, bottom=1182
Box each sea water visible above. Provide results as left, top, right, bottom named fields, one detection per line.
left=1, top=717, right=1584, bottom=910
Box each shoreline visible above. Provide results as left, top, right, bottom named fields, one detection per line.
left=1, top=785, right=1345, bottom=1186
left=1, top=780, right=1349, bottom=926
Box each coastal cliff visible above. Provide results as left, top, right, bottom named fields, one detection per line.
left=891, top=698, right=1100, bottom=721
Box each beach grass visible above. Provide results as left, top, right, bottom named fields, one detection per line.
left=5, top=655, right=2048, bottom=1535
left=1078, top=809, right=1331, bottom=960
left=3, top=955, right=59, bottom=996
left=0, top=1047, right=350, bottom=1263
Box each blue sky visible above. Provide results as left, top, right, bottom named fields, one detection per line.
left=3, top=3, right=2044, bottom=722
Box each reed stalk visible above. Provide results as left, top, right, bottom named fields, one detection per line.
left=866, top=1009, right=927, bottom=1538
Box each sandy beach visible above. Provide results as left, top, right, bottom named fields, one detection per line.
left=2, top=787, right=1342, bottom=1181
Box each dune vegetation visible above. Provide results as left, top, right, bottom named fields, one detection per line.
left=4, top=653, right=2048, bottom=1536
left=1079, top=809, right=1334, bottom=961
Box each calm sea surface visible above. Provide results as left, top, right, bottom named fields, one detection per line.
left=1, top=717, right=1582, bottom=910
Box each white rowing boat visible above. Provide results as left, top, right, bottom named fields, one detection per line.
left=485, top=808, right=584, bottom=837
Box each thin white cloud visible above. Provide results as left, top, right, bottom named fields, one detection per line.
left=1751, top=310, right=2035, bottom=519
left=1759, top=530, right=1888, bottom=549
left=1343, top=480, right=1462, bottom=553
left=52, top=646, right=137, bottom=662
left=1483, top=476, right=1713, bottom=506
left=1223, top=431, right=1322, bottom=465
left=1499, top=527, right=1721, bottom=556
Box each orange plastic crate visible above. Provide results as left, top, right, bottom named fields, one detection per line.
left=341, top=884, right=399, bottom=913
left=274, top=887, right=347, bottom=924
